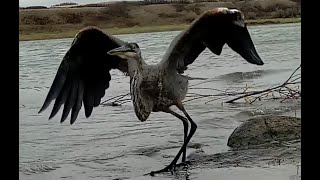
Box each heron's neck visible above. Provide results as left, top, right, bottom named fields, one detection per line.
left=127, top=53, right=146, bottom=77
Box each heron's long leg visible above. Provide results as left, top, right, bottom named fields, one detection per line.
left=150, top=105, right=197, bottom=176
left=165, top=109, right=188, bottom=163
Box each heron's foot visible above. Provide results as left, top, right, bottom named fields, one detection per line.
left=149, top=163, right=176, bottom=176
left=148, top=161, right=190, bottom=176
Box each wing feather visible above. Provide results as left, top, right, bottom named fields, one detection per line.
left=39, top=26, right=129, bottom=124
left=161, top=8, right=263, bottom=73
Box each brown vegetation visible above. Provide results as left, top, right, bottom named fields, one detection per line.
left=19, top=0, right=301, bottom=40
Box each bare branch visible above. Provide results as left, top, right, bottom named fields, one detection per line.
left=225, top=65, right=301, bottom=103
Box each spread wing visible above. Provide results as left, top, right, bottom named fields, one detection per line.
left=161, top=8, right=264, bottom=73
left=38, top=26, right=128, bottom=124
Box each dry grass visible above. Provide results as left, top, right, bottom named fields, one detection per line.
left=19, top=0, right=301, bottom=41
left=19, top=18, right=300, bottom=41
left=19, top=24, right=189, bottom=41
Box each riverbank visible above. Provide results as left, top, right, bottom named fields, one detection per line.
left=19, top=17, right=300, bottom=41
left=19, top=0, right=301, bottom=41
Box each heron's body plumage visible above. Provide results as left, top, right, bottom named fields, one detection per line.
left=129, top=62, right=189, bottom=121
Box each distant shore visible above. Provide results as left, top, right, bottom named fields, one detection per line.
left=19, top=0, right=301, bottom=41
left=19, top=18, right=300, bottom=41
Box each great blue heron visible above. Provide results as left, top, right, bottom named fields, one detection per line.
left=39, top=8, right=264, bottom=175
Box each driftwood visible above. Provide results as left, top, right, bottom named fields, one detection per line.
left=100, top=65, right=301, bottom=106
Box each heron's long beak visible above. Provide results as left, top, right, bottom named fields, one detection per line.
left=107, top=45, right=131, bottom=56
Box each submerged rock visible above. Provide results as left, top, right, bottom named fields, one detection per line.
left=227, top=115, right=301, bottom=149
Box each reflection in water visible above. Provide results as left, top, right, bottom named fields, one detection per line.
left=19, top=23, right=300, bottom=180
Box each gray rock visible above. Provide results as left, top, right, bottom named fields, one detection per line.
left=227, top=115, right=301, bottom=149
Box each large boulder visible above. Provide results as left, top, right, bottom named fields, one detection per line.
left=227, top=115, right=301, bottom=149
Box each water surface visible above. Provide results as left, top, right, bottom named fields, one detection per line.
left=19, top=23, right=301, bottom=179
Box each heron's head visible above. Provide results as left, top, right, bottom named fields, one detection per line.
left=107, top=43, right=141, bottom=60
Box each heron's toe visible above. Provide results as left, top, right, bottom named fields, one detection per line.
left=149, top=164, right=176, bottom=176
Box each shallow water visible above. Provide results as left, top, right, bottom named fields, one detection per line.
left=19, top=23, right=301, bottom=179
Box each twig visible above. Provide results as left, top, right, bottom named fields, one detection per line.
left=225, top=65, right=301, bottom=103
